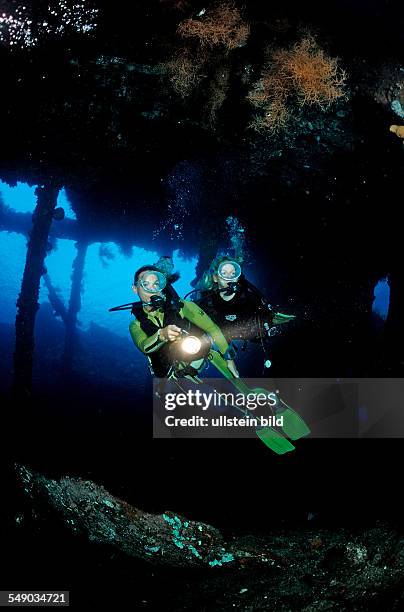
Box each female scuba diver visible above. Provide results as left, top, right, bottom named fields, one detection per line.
left=188, top=255, right=310, bottom=446
left=191, top=255, right=296, bottom=370
left=128, top=265, right=239, bottom=380
left=110, top=256, right=308, bottom=454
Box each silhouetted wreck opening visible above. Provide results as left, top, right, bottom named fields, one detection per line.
left=1, top=2, right=404, bottom=602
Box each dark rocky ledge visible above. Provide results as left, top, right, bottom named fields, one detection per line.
left=14, top=464, right=404, bottom=611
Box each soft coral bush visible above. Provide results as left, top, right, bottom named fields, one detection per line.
left=282, top=36, right=347, bottom=107
left=177, top=2, right=250, bottom=51
left=164, top=48, right=207, bottom=98
left=248, top=35, right=347, bottom=134
left=162, top=2, right=246, bottom=124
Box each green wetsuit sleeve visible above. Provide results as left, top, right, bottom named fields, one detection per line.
left=129, top=319, right=166, bottom=354
left=182, top=300, right=229, bottom=356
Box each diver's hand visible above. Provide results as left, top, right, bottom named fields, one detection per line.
left=227, top=359, right=240, bottom=378
left=160, top=325, right=182, bottom=342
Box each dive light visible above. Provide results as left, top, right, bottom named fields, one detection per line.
left=179, top=330, right=203, bottom=355
left=169, top=329, right=210, bottom=361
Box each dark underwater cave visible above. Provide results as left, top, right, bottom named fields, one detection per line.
left=1, top=0, right=404, bottom=609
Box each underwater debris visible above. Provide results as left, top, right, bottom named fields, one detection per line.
left=13, top=465, right=404, bottom=609
left=15, top=465, right=263, bottom=569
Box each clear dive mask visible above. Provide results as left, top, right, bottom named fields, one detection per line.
left=138, top=270, right=167, bottom=294
left=217, top=260, right=242, bottom=282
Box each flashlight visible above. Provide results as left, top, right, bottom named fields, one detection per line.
left=171, top=330, right=211, bottom=362
left=181, top=334, right=203, bottom=355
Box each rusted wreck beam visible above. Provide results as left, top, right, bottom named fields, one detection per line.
left=62, top=241, right=88, bottom=373
left=0, top=206, right=168, bottom=251
left=13, top=183, right=61, bottom=399
left=16, top=465, right=269, bottom=569
left=42, top=273, right=68, bottom=324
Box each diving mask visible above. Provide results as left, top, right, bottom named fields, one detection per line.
left=217, top=260, right=241, bottom=282
left=138, top=270, right=167, bottom=294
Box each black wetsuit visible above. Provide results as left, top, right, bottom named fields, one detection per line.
left=196, top=281, right=274, bottom=346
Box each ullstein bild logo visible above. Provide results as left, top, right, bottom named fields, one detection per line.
left=163, top=414, right=284, bottom=428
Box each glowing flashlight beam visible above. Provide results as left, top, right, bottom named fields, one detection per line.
left=181, top=336, right=202, bottom=355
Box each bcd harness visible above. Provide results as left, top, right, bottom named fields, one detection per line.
left=131, top=301, right=212, bottom=378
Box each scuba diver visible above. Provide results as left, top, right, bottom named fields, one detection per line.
left=110, top=256, right=239, bottom=381
left=128, top=265, right=240, bottom=380
left=110, top=256, right=309, bottom=454
left=191, top=255, right=296, bottom=372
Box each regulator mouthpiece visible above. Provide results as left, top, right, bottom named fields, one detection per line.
left=147, top=294, right=166, bottom=310
left=221, top=281, right=239, bottom=296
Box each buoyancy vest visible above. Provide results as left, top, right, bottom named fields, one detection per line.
left=131, top=300, right=209, bottom=377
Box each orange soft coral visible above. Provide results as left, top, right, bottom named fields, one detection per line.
left=281, top=36, right=347, bottom=109
left=177, top=2, right=250, bottom=51
left=163, top=48, right=207, bottom=98
left=247, top=35, right=347, bottom=133
left=390, top=125, right=404, bottom=138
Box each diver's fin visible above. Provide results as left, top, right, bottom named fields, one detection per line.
left=277, top=400, right=311, bottom=441
left=255, top=426, right=295, bottom=454
left=208, top=351, right=299, bottom=453
left=248, top=387, right=310, bottom=441
left=272, top=312, right=296, bottom=325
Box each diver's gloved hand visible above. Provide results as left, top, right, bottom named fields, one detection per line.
left=226, top=359, right=240, bottom=378
left=159, top=325, right=181, bottom=342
